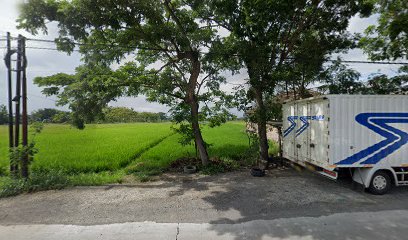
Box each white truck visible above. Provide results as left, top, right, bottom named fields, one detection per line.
left=282, top=95, right=408, bottom=194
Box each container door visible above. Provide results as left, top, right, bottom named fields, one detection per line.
left=282, top=103, right=297, bottom=160
left=295, top=102, right=310, bottom=162
left=309, top=99, right=329, bottom=167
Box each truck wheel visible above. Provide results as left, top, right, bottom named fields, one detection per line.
left=368, top=171, right=391, bottom=195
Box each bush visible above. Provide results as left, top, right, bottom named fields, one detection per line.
left=200, top=164, right=226, bottom=175
left=68, top=171, right=124, bottom=186
left=27, top=169, right=69, bottom=191
left=0, top=166, right=7, bottom=176
left=200, top=157, right=240, bottom=175
left=0, top=178, right=26, bottom=198
left=0, top=169, right=69, bottom=198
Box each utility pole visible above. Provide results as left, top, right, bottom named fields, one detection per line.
left=21, top=36, right=29, bottom=178
left=14, top=35, right=22, bottom=153
left=4, top=34, right=29, bottom=178
left=5, top=32, right=17, bottom=176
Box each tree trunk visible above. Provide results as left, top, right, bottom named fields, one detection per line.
left=186, top=53, right=210, bottom=166
left=190, top=100, right=209, bottom=166
left=254, top=87, right=269, bottom=162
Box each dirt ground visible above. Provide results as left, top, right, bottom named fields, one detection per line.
left=1, top=168, right=408, bottom=226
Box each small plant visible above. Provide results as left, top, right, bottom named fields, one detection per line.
left=0, top=178, right=26, bottom=198
left=9, top=122, right=44, bottom=178
left=201, top=164, right=225, bottom=175
left=27, top=169, right=69, bottom=192
left=0, top=166, right=7, bottom=176
left=171, top=123, right=213, bottom=159
left=200, top=157, right=240, bottom=175
left=240, top=131, right=260, bottom=166
left=0, top=169, right=70, bottom=198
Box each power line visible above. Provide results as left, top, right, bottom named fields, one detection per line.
left=26, top=46, right=80, bottom=52
left=27, top=93, right=58, bottom=102
left=326, top=59, right=408, bottom=65
left=3, top=34, right=408, bottom=65
left=25, top=37, right=176, bottom=52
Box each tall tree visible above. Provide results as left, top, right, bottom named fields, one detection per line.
left=30, top=108, right=69, bottom=123
left=318, top=62, right=408, bottom=94
left=365, top=70, right=408, bottom=94
left=19, top=0, right=232, bottom=165
left=317, top=60, right=364, bottom=94
left=200, top=0, right=372, bottom=161
left=359, top=0, right=407, bottom=60
left=0, top=105, right=8, bottom=125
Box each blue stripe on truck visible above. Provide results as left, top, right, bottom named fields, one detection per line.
left=336, top=113, right=408, bottom=165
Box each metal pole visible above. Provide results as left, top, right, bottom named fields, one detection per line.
left=21, top=36, right=28, bottom=178
left=14, top=35, right=22, bottom=157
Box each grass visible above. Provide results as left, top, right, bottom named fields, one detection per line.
left=1, top=123, right=173, bottom=174
left=67, top=170, right=125, bottom=186
left=0, top=121, right=280, bottom=193
left=126, top=121, right=251, bottom=174
left=0, top=126, right=8, bottom=173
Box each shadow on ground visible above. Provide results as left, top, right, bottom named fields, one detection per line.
left=184, top=168, right=408, bottom=240
left=1, top=167, right=408, bottom=240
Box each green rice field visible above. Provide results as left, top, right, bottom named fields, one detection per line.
left=0, top=122, right=258, bottom=178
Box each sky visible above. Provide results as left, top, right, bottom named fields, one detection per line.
left=0, top=0, right=403, bottom=115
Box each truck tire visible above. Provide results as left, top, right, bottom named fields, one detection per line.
left=368, top=171, right=391, bottom=195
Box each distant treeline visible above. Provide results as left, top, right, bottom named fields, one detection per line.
left=101, top=107, right=168, bottom=123
left=0, top=106, right=169, bottom=124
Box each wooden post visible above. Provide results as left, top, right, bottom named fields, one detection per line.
left=14, top=35, right=22, bottom=173
left=21, top=36, right=29, bottom=179
left=5, top=32, right=17, bottom=175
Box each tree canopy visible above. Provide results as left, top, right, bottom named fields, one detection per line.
left=359, top=0, right=408, bottom=60
left=0, top=105, right=8, bottom=125
left=199, top=0, right=373, bottom=160
left=19, top=0, right=237, bottom=165
left=318, top=61, right=408, bottom=94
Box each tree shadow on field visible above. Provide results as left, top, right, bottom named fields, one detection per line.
left=179, top=169, right=408, bottom=240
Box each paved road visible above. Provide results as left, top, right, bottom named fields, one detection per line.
left=2, top=210, right=408, bottom=240
left=1, top=168, right=408, bottom=239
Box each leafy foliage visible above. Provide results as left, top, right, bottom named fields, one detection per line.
left=19, top=0, right=236, bottom=164
left=359, top=0, right=408, bottom=60
left=0, top=105, right=8, bottom=125
left=200, top=0, right=373, bottom=160
left=102, top=107, right=168, bottom=123
left=9, top=122, right=43, bottom=178
left=30, top=108, right=71, bottom=123
left=318, top=59, right=363, bottom=94
left=0, top=169, right=68, bottom=198
left=34, top=66, right=123, bottom=129
left=318, top=60, right=408, bottom=94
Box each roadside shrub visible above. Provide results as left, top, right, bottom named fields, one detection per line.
left=0, top=178, right=26, bottom=198
left=27, top=169, right=69, bottom=191
left=268, top=140, right=279, bottom=156
left=68, top=171, right=124, bottom=186
left=222, top=157, right=240, bottom=170
left=201, top=157, right=240, bottom=175
left=0, top=166, right=7, bottom=176
left=0, top=169, right=69, bottom=198
left=201, top=164, right=226, bottom=175
left=134, top=173, right=152, bottom=182
left=239, top=141, right=259, bottom=166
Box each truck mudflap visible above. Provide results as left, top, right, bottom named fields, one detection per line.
left=317, top=168, right=338, bottom=180
left=302, top=161, right=339, bottom=180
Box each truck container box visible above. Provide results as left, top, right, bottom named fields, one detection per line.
left=282, top=95, right=408, bottom=182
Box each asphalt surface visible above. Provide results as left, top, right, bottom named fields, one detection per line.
left=1, top=168, right=408, bottom=239
left=2, top=210, right=408, bottom=240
